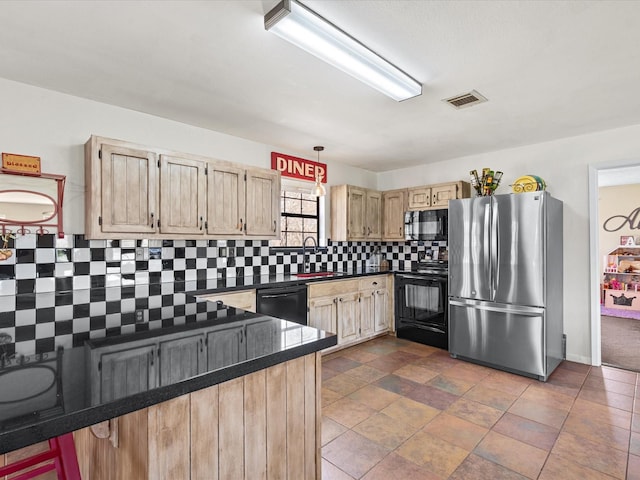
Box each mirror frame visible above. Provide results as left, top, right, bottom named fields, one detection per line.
left=0, top=169, right=66, bottom=238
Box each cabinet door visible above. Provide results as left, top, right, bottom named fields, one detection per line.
left=308, top=295, right=337, bottom=335
left=100, top=144, right=157, bottom=234
left=245, top=320, right=279, bottom=358
left=431, top=183, right=458, bottom=208
left=200, top=290, right=256, bottom=312
left=407, top=186, right=431, bottom=210
left=99, top=344, right=157, bottom=403
left=246, top=168, right=280, bottom=237
left=359, top=290, right=375, bottom=338
left=366, top=190, right=382, bottom=240
left=337, top=292, right=360, bottom=344
left=382, top=189, right=406, bottom=240
left=207, top=325, right=245, bottom=371
left=159, top=155, right=207, bottom=235
left=207, top=164, right=246, bottom=236
left=374, top=289, right=390, bottom=333
left=348, top=186, right=367, bottom=240
left=158, top=333, right=206, bottom=385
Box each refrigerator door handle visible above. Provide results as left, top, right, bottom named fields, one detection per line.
left=484, top=202, right=492, bottom=294
left=449, top=299, right=543, bottom=316
left=490, top=199, right=499, bottom=301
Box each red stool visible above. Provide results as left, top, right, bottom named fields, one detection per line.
left=0, top=433, right=81, bottom=480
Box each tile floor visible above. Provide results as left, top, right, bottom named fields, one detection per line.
left=320, top=335, right=640, bottom=480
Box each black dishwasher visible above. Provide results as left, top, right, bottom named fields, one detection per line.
left=256, top=284, right=308, bottom=325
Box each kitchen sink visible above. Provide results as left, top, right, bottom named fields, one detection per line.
left=294, top=271, right=336, bottom=278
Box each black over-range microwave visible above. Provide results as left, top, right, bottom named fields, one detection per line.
left=404, top=209, right=448, bottom=241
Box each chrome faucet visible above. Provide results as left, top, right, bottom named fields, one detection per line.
left=302, top=236, right=318, bottom=272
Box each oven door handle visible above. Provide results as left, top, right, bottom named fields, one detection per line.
left=259, top=292, right=297, bottom=299
left=397, top=274, right=437, bottom=281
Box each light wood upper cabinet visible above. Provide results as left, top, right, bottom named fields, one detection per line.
left=88, top=142, right=158, bottom=236
left=85, top=136, right=281, bottom=240
left=159, top=155, right=206, bottom=235
left=330, top=185, right=382, bottom=241
left=382, top=189, right=407, bottom=241
left=407, top=186, right=431, bottom=210
left=407, top=181, right=471, bottom=211
left=246, top=168, right=280, bottom=237
left=207, top=164, right=245, bottom=236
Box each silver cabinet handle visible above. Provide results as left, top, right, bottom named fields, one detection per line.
left=238, top=218, right=243, bottom=231
left=273, top=220, right=277, bottom=232
left=199, top=216, right=204, bottom=230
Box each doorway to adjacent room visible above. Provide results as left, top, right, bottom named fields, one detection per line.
left=591, top=165, right=640, bottom=371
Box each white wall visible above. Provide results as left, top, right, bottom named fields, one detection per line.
left=378, top=125, right=640, bottom=364
left=0, top=78, right=377, bottom=235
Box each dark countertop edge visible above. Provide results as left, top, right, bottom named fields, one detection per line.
left=0, top=334, right=337, bottom=455
left=188, top=269, right=397, bottom=297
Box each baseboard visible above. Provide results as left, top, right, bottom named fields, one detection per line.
left=565, top=353, right=593, bottom=365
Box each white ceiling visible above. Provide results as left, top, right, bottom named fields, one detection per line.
left=1, top=0, right=640, bottom=172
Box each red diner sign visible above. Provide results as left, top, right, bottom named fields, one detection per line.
left=271, top=152, right=327, bottom=183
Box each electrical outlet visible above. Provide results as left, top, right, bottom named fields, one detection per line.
left=135, top=310, right=144, bottom=323
left=219, top=247, right=227, bottom=257
left=135, top=247, right=148, bottom=261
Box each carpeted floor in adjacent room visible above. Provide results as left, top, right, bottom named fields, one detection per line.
left=601, top=315, right=640, bottom=372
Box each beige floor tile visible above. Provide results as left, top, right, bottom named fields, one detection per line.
left=562, top=412, right=630, bottom=452
left=321, top=459, right=355, bottom=480
left=381, top=397, right=441, bottom=428
left=552, top=431, right=628, bottom=479
left=344, top=364, right=387, bottom=383
left=347, top=384, right=401, bottom=411
left=571, top=397, right=632, bottom=430
left=353, top=412, right=421, bottom=450
left=422, top=412, right=489, bottom=451
left=492, top=412, right=559, bottom=451
left=446, top=397, right=504, bottom=428
left=324, top=396, right=377, bottom=429
left=361, top=452, right=441, bottom=480
left=393, top=364, right=439, bottom=384
left=464, top=384, right=518, bottom=411
left=539, top=453, right=620, bottom=480
left=322, top=430, right=390, bottom=479
left=323, top=373, right=368, bottom=396
left=322, top=416, right=348, bottom=446
left=508, top=397, right=569, bottom=429
left=396, top=430, right=469, bottom=478
left=449, top=453, right=528, bottom=480
left=322, top=387, right=344, bottom=407
left=473, top=430, right=548, bottom=479
left=427, top=373, right=476, bottom=396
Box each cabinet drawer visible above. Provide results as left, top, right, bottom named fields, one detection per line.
left=199, top=290, right=256, bottom=312
left=308, top=279, right=360, bottom=298
left=359, top=275, right=388, bottom=291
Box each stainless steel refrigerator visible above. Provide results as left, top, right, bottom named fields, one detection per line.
left=448, top=191, right=564, bottom=381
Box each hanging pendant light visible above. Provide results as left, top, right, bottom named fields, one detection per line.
left=311, top=146, right=326, bottom=197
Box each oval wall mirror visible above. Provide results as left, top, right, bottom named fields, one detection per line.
left=0, top=170, right=66, bottom=237
left=0, top=190, right=57, bottom=223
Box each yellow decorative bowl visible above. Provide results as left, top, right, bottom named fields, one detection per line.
left=512, top=175, right=546, bottom=193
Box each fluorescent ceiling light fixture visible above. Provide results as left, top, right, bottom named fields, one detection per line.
left=265, top=0, right=422, bottom=101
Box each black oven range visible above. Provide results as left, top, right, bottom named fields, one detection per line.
left=394, top=261, right=448, bottom=350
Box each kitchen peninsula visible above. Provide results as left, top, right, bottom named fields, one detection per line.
left=0, top=285, right=336, bottom=479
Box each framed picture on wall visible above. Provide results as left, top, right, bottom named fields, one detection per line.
left=620, top=235, right=635, bottom=246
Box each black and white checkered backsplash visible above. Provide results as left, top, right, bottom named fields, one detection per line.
left=0, top=234, right=445, bottom=356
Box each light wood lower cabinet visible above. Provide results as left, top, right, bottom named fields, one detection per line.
left=308, top=275, right=392, bottom=350
left=74, top=353, right=321, bottom=480
left=199, top=289, right=256, bottom=312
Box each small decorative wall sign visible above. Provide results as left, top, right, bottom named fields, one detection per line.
left=620, top=235, right=636, bottom=246
left=1, top=153, right=41, bottom=174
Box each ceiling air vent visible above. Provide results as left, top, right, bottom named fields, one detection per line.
left=443, top=90, right=488, bottom=109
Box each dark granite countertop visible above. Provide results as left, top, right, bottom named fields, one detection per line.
left=0, top=298, right=336, bottom=454
left=0, top=268, right=407, bottom=454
